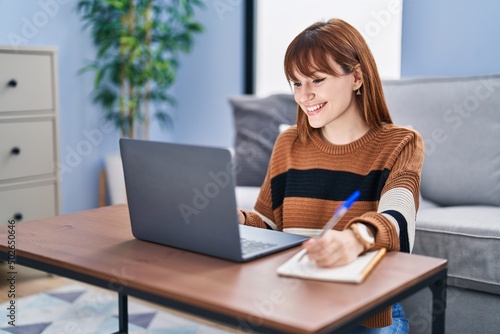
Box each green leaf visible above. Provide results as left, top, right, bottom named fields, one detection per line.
left=105, top=0, right=125, bottom=9
left=155, top=111, right=174, bottom=130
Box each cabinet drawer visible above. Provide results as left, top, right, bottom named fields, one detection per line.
left=0, top=53, right=53, bottom=112
left=0, top=182, right=57, bottom=225
left=0, top=120, right=55, bottom=180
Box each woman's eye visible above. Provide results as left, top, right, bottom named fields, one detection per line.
left=292, top=82, right=302, bottom=87
left=313, top=77, right=326, bottom=84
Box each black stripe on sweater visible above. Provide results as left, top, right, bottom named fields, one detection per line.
left=270, top=168, right=390, bottom=210
left=382, top=210, right=410, bottom=253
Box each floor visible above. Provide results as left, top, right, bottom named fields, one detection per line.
left=0, top=262, right=237, bottom=332
left=1, top=262, right=74, bottom=305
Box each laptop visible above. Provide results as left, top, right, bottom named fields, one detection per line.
left=119, top=138, right=308, bottom=262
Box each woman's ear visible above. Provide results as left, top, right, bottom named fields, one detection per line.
left=352, top=64, right=363, bottom=91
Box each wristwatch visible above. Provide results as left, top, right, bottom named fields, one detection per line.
left=350, top=223, right=375, bottom=252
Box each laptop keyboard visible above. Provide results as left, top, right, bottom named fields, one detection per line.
left=241, top=238, right=278, bottom=255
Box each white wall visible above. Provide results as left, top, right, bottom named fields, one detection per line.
left=256, top=0, right=402, bottom=96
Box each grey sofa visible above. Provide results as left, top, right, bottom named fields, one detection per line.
left=229, top=74, right=500, bottom=334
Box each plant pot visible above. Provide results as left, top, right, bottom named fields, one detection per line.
left=104, top=153, right=127, bottom=205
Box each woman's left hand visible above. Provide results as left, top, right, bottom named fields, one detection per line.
left=302, top=229, right=365, bottom=267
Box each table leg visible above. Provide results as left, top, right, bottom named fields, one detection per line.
left=430, top=275, right=446, bottom=334
left=112, top=293, right=128, bottom=334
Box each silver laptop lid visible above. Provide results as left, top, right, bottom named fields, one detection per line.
left=120, top=138, right=244, bottom=261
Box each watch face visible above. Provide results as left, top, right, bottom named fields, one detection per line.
left=351, top=224, right=375, bottom=251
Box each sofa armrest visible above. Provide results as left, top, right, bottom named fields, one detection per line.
left=235, top=186, right=260, bottom=211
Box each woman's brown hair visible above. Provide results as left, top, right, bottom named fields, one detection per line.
left=284, top=18, right=392, bottom=141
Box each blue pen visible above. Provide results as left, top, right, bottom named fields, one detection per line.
left=298, top=190, right=361, bottom=262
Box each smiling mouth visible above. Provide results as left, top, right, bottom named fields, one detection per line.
left=305, top=102, right=326, bottom=115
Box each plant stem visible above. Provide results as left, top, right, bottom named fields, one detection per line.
left=144, top=0, right=152, bottom=140
left=119, top=12, right=127, bottom=138
left=128, top=0, right=135, bottom=139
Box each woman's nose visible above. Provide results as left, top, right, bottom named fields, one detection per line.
left=299, top=87, right=314, bottom=103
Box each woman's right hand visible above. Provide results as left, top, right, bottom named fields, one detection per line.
left=237, top=210, right=246, bottom=224
left=302, top=229, right=364, bottom=267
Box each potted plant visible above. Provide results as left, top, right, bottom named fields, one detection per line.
left=78, top=0, right=204, bottom=139
left=77, top=0, right=204, bottom=204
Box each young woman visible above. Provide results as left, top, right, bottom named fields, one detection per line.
left=237, top=18, right=423, bottom=333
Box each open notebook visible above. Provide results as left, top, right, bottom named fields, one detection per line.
left=277, top=248, right=386, bottom=284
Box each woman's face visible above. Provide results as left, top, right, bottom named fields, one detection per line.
left=291, top=61, right=361, bottom=132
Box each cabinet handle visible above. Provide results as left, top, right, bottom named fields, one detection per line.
left=13, top=213, right=23, bottom=222
left=11, top=147, right=21, bottom=155
left=8, top=79, right=17, bottom=87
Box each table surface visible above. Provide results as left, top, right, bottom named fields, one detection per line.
left=0, top=205, right=447, bottom=334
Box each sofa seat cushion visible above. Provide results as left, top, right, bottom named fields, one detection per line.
left=413, top=206, right=500, bottom=295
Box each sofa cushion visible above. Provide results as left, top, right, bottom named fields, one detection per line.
left=230, top=94, right=296, bottom=186
left=413, top=206, right=500, bottom=295
left=382, top=74, right=500, bottom=207
left=419, top=197, right=440, bottom=210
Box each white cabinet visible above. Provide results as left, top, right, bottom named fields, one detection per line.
left=0, top=46, right=61, bottom=226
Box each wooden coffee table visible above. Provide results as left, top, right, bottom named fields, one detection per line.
left=0, top=205, right=447, bottom=333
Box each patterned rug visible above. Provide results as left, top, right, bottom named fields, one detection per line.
left=0, top=284, right=233, bottom=334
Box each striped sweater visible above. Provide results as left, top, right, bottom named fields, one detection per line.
left=242, top=124, right=424, bottom=328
